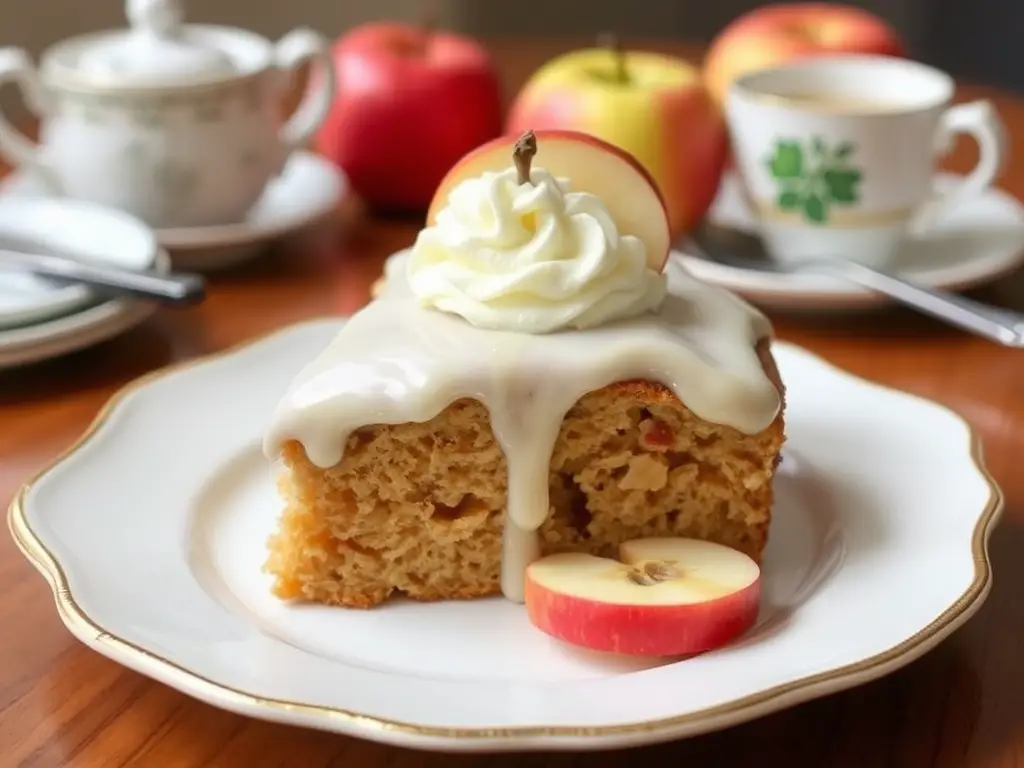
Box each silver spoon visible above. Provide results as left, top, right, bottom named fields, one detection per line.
left=683, top=226, right=1024, bottom=348
left=0, top=248, right=205, bottom=305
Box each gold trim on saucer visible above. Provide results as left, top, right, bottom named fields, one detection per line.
left=753, top=201, right=914, bottom=228
left=5, top=319, right=1005, bottom=742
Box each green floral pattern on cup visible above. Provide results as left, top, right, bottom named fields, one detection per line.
left=766, top=137, right=862, bottom=224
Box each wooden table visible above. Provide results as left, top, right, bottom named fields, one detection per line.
left=3, top=39, right=1024, bottom=767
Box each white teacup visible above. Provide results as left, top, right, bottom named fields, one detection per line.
left=0, top=0, right=336, bottom=229
left=725, top=54, right=1007, bottom=268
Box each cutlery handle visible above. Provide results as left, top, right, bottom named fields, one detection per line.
left=2, top=249, right=206, bottom=305
left=812, top=259, right=1024, bottom=347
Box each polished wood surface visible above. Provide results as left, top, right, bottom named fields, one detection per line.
left=2, top=39, right=1024, bottom=767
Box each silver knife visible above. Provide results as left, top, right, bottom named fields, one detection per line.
left=0, top=248, right=205, bottom=305
left=683, top=225, right=1024, bottom=348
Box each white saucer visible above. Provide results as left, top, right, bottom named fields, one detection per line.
left=9, top=318, right=1000, bottom=751
left=1, top=151, right=348, bottom=273
left=0, top=249, right=170, bottom=371
left=0, top=198, right=159, bottom=330
left=677, top=171, right=1024, bottom=311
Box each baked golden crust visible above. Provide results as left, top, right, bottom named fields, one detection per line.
left=264, top=335, right=785, bottom=608
left=598, top=337, right=785, bottom=409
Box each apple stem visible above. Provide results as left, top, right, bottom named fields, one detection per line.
left=418, top=0, right=439, bottom=53
left=513, top=129, right=537, bottom=186
left=598, top=32, right=629, bottom=84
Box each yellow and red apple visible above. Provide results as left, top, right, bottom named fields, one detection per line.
left=704, top=3, right=905, bottom=108
left=314, top=22, right=503, bottom=212
left=506, top=42, right=727, bottom=238
left=525, top=538, right=761, bottom=657
left=427, top=129, right=671, bottom=272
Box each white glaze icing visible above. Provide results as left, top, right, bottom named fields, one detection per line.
left=406, top=165, right=666, bottom=334
left=263, top=250, right=780, bottom=603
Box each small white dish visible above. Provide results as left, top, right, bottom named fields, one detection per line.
left=0, top=248, right=169, bottom=370
left=0, top=197, right=159, bottom=329
left=9, top=318, right=1001, bottom=751
left=2, top=150, right=347, bottom=272
left=0, top=272, right=87, bottom=330
left=677, top=170, right=1024, bottom=311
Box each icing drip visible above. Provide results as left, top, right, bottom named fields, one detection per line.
left=263, top=251, right=780, bottom=603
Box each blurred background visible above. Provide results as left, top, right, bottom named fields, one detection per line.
left=1, top=0, right=1018, bottom=93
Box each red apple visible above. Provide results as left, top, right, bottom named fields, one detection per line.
left=427, top=129, right=671, bottom=272
left=525, top=538, right=761, bottom=656
left=506, top=39, right=727, bottom=238
left=704, top=3, right=905, bottom=108
left=314, top=22, right=503, bottom=212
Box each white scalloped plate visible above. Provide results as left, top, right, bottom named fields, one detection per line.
left=8, top=318, right=1002, bottom=752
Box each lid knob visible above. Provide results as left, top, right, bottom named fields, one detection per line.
left=127, top=0, right=184, bottom=40
left=74, top=0, right=238, bottom=86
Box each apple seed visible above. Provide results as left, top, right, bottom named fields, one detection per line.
left=627, top=560, right=680, bottom=585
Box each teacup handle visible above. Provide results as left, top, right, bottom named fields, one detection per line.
left=911, top=99, right=1007, bottom=234
left=0, top=48, right=57, bottom=183
left=274, top=28, right=336, bottom=154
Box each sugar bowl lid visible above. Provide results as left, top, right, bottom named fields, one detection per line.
left=73, top=0, right=239, bottom=85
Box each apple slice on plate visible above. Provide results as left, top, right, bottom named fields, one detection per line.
left=426, top=129, right=672, bottom=273
left=525, top=537, right=761, bottom=657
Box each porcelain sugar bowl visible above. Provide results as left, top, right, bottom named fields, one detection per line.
left=0, top=0, right=335, bottom=229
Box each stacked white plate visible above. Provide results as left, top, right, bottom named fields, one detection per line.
left=0, top=151, right=347, bottom=370
left=0, top=197, right=169, bottom=371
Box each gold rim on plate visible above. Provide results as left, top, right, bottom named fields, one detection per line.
left=5, top=319, right=1005, bottom=741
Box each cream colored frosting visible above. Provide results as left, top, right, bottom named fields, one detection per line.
left=264, top=250, right=780, bottom=603
left=406, top=166, right=667, bottom=334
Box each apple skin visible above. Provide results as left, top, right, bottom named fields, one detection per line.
left=506, top=48, right=727, bottom=238
left=525, top=572, right=760, bottom=657
left=314, top=22, right=504, bottom=212
left=525, top=541, right=761, bottom=657
left=704, top=3, right=906, bottom=108
left=427, top=128, right=672, bottom=273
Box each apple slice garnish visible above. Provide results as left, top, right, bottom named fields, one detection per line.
left=525, top=537, right=761, bottom=657
left=427, top=129, right=671, bottom=273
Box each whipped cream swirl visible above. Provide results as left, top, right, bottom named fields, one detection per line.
left=406, top=165, right=667, bottom=334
